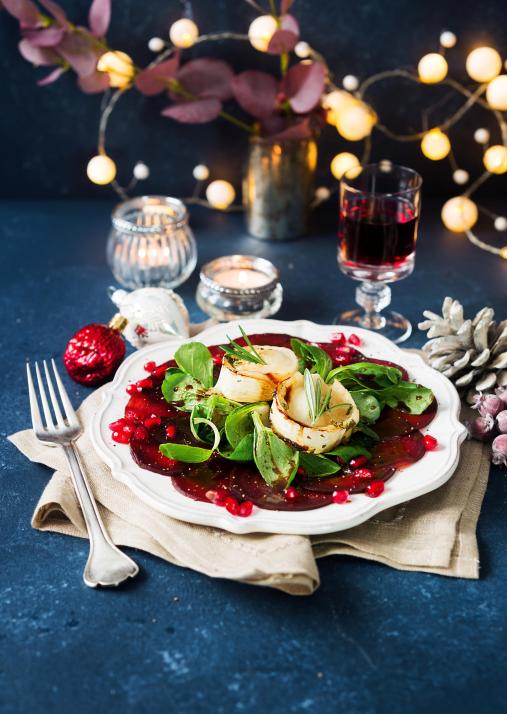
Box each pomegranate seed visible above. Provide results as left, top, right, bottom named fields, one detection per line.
left=144, top=360, right=156, bottom=372
left=423, top=435, right=438, bottom=451
left=297, top=467, right=305, bottom=476
left=333, top=353, right=354, bottom=366
left=126, top=383, right=138, bottom=395
left=331, top=332, right=346, bottom=345
left=239, top=501, right=253, bottom=517
left=366, top=480, right=384, bottom=498
left=109, top=418, right=126, bottom=431
left=349, top=455, right=368, bottom=469
left=112, top=431, right=130, bottom=444
left=165, top=424, right=176, bottom=439
left=284, top=486, right=299, bottom=501
left=214, top=488, right=229, bottom=506
left=348, top=333, right=361, bottom=346
left=133, top=426, right=149, bottom=441
left=335, top=345, right=353, bottom=355
left=353, top=467, right=374, bottom=480
left=332, top=489, right=349, bottom=504
left=136, top=377, right=153, bottom=390
left=212, top=354, right=223, bottom=365
left=144, top=416, right=161, bottom=429
left=152, top=365, right=168, bottom=381
left=122, top=423, right=136, bottom=437
left=225, top=497, right=240, bottom=515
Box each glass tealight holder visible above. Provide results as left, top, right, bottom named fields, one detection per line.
left=196, top=255, right=283, bottom=321
left=107, top=195, right=197, bottom=289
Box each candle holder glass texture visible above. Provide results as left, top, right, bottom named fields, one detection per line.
left=196, top=255, right=283, bottom=321
left=107, top=196, right=197, bottom=289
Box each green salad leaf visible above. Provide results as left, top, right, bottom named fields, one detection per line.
left=252, top=411, right=299, bottom=488
left=174, top=342, right=214, bottom=388
left=326, top=443, right=372, bottom=461
left=327, top=362, right=402, bottom=388
left=290, top=338, right=333, bottom=379
left=352, top=392, right=381, bottom=423
left=225, top=402, right=270, bottom=449
left=160, top=416, right=220, bottom=463
left=299, top=452, right=341, bottom=476
left=219, top=433, right=255, bottom=462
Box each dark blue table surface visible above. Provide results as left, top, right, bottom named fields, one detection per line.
left=1, top=199, right=506, bottom=714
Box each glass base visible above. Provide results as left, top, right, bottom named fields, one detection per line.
left=333, top=308, right=412, bottom=344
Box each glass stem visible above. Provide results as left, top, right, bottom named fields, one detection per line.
left=355, top=281, right=391, bottom=330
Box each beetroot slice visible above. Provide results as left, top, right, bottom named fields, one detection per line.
left=131, top=438, right=186, bottom=474
left=371, top=431, right=426, bottom=469
left=171, top=471, right=230, bottom=503
left=298, top=466, right=395, bottom=494
left=125, top=390, right=177, bottom=424
left=227, top=468, right=333, bottom=510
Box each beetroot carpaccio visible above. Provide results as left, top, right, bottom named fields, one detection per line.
left=109, top=332, right=438, bottom=516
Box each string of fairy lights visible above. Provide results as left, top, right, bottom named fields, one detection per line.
left=84, top=15, right=507, bottom=260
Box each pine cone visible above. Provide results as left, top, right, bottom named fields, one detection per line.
left=418, top=297, right=507, bottom=403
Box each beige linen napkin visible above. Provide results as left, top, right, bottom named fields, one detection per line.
left=8, top=380, right=490, bottom=596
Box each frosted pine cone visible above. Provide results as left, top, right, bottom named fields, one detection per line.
left=418, top=297, right=507, bottom=403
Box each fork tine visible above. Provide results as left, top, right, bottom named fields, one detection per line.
left=35, top=362, right=54, bottom=429
left=26, top=362, right=43, bottom=432
left=51, top=359, right=79, bottom=427
left=43, top=360, right=64, bottom=427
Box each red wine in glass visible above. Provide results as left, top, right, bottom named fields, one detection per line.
left=336, top=163, right=422, bottom=343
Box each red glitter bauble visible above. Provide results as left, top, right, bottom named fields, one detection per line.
left=64, top=317, right=126, bottom=386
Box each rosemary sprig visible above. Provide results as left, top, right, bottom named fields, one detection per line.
left=304, top=369, right=351, bottom=424
left=220, top=326, right=266, bottom=365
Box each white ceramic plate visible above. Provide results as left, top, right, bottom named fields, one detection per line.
left=90, top=319, right=467, bottom=535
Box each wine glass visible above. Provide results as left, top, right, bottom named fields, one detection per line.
left=336, top=162, right=422, bottom=343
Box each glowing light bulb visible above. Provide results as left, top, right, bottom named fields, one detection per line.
left=441, top=196, right=478, bottom=232
left=418, top=53, right=448, bottom=84
left=322, top=90, right=354, bottom=125
left=294, top=41, right=311, bottom=58
left=133, top=162, right=149, bottom=180
left=315, top=186, right=331, bottom=201
left=169, top=18, right=199, bottom=48
left=206, top=180, right=235, bottom=209
left=421, top=128, right=451, bottom=160
left=96, top=51, right=134, bottom=88
left=440, top=31, right=457, bottom=48
left=342, top=74, right=359, bottom=91
left=330, top=152, right=360, bottom=180
left=193, top=164, right=210, bottom=181
left=486, top=75, right=507, bottom=110
left=248, top=15, right=278, bottom=52
left=474, top=128, right=490, bottom=145
left=466, top=47, right=502, bottom=82
left=86, top=155, right=117, bottom=185
left=483, top=144, right=507, bottom=174
left=494, top=216, right=507, bottom=231
left=335, top=101, right=377, bottom=141
left=500, top=246, right=507, bottom=259
left=453, top=169, right=469, bottom=185
left=148, top=37, right=165, bottom=52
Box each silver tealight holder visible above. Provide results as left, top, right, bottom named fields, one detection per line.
left=196, top=255, right=283, bottom=321
left=106, top=195, right=197, bottom=289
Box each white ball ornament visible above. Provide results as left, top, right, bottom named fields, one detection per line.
left=452, top=169, right=469, bottom=185
left=483, top=145, right=507, bottom=174
left=473, top=128, right=490, bottom=145
left=486, top=75, right=507, bottom=111
left=148, top=37, right=165, bottom=52
left=248, top=15, right=278, bottom=52
left=315, top=186, right=331, bottom=201
left=342, top=74, right=359, bottom=91
left=418, top=53, right=448, bottom=84
left=133, top=162, right=149, bottom=180
left=335, top=101, right=376, bottom=141
left=466, top=47, right=502, bottom=83
left=169, top=18, right=199, bottom=48
left=494, top=216, right=507, bottom=232
left=111, top=287, right=190, bottom=349
left=441, top=196, right=478, bottom=232
left=192, top=164, right=210, bottom=181
left=440, top=31, right=457, bottom=49
left=206, top=180, right=236, bottom=210
left=421, top=128, right=451, bottom=160
left=294, top=41, right=311, bottom=59
left=86, top=154, right=117, bottom=185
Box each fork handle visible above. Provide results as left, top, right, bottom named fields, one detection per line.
left=63, top=444, right=139, bottom=588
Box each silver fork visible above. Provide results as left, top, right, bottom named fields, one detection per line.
left=26, top=359, right=139, bottom=588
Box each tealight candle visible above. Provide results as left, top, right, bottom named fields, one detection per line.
left=197, top=255, right=282, bottom=321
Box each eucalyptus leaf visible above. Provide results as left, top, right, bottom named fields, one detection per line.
left=174, top=342, right=214, bottom=387
left=290, top=338, right=332, bottom=379
left=299, top=452, right=340, bottom=476
left=225, top=402, right=270, bottom=449
left=252, top=411, right=299, bottom=488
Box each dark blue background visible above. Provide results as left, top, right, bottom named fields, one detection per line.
left=1, top=0, right=507, bottom=198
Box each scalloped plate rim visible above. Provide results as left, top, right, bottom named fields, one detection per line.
left=89, top=319, right=468, bottom=535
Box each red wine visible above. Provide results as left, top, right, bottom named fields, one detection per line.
left=339, top=197, right=419, bottom=268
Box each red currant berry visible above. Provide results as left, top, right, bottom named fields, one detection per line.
left=144, top=416, right=161, bottom=429
left=165, top=424, right=176, bottom=439
left=353, top=467, right=373, bottom=480
left=126, top=383, right=138, bottom=395
left=239, top=501, right=253, bottom=517
left=284, top=486, right=299, bottom=501
left=348, top=333, right=361, bottom=346
left=331, top=332, right=346, bottom=345
left=109, top=418, right=126, bottom=431
left=144, top=360, right=156, bottom=372
left=225, top=497, right=240, bottom=515
left=423, top=435, right=438, bottom=451
left=133, top=426, right=149, bottom=441
left=332, top=489, right=349, bottom=504
left=366, top=480, right=384, bottom=498
left=349, top=455, right=368, bottom=469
